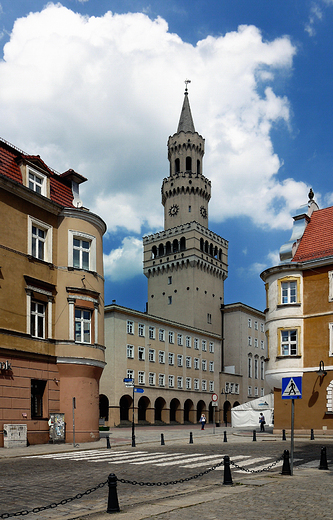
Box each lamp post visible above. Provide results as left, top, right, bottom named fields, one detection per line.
left=221, top=388, right=231, bottom=427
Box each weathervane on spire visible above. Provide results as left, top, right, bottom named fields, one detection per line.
left=185, top=78, right=191, bottom=93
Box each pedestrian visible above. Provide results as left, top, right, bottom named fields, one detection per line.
left=199, top=413, right=206, bottom=430
left=259, top=412, right=265, bottom=432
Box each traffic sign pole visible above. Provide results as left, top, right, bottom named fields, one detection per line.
left=291, top=398, right=294, bottom=475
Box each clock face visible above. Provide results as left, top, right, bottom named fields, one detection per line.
left=169, top=204, right=179, bottom=216
left=200, top=206, right=207, bottom=219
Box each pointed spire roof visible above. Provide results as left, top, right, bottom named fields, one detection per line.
left=177, top=85, right=195, bottom=133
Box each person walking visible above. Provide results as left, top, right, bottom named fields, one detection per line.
left=259, top=412, right=265, bottom=432
left=199, top=413, right=206, bottom=430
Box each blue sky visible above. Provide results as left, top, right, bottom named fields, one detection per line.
left=1, top=0, right=333, bottom=313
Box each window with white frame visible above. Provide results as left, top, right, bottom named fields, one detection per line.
left=209, top=380, right=214, bottom=392
left=149, top=372, right=155, bottom=386
left=261, top=388, right=265, bottom=397
left=168, top=352, right=175, bottom=365
left=281, top=329, right=298, bottom=355
left=209, top=342, right=214, bottom=353
left=177, top=376, right=183, bottom=389
left=194, top=358, right=199, bottom=369
left=127, top=369, right=134, bottom=380
left=209, top=361, right=214, bottom=372
left=194, top=378, right=199, bottom=390
left=260, top=323, right=264, bottom=333
left=185, top=336, right=191, bottom=348
left=248, top=318, right=252, bottom=328
left=127, top=320, right=134, bottom=334
left=248, top=386, right=252, bottom=397
left=186, top=377, right=191, bottom=390
left=127, top=344, right=134, bottom=359
left=29, top=217, right=52, bottom=263
left=75, top=309, right=91, bottom=343
left=28, top=169, right=47, bottom=196
left=202, top=340, right=207, bottom=352
left=260, top=359, right=265, bottom=379
left=159, top=350, right=165, bottom=364
left=186, top=356, right=191, bottom=368
left=177, top=333, right=183, bottom=346
left=159, top=329, right=165, bottom=342
left=148, top=349, right=155, bottom=362
left=73, top=238, right=90, bottom=270
left=194, top=338, right=199, bottom=350
left=177, top=354, right=183, bottom=367
left=30, top=301, right=46, bottom=339
left=254, top=321, right=258, bottom=330
left=254, top=357, right=258, bottom=379
left=68, top=230, right=96, bottom=272
left=230, top=383, right=234, bottom=393
left=235, top=383, right=239, bottom=395
left=168, top=375, right=174, bottom=388
left=254, top=338, right=258, bottom=348
left=254, top=386, right=259, bottom=397
left=202, top=380, right=207, bottom=391
left=202, top=359, right=207, bottom=371
left=138, top=346, right=145, bottom=361
left=138, top=371, right=145, bottom=385
left=248, top=355, right=252, bottom=378
left=248, top=336, right=252, bottom=346
left=159, top=373, right=165, bottom=387
left=169, top=331, right=174, bottom=344
left=149, top=326, right=155, bottom=339
left=138, top=323, right=145, bottom=337
left=225, top=382, right=230, bottom=392
left=281, top=280, right=297, bottom=304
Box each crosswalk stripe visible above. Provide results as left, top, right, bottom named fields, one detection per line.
left=184, top=455, right=251, bottom=469
left=128, top=453, right=184, bottom=465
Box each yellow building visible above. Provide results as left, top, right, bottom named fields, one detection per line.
left=0, top=138, right=106, bottom=446
left=261, top=191, right=333, bottom=432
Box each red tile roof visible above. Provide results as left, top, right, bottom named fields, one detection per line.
left=292, top=205, right=333, bottom=262
left=0, top=138, right=74, bottom=208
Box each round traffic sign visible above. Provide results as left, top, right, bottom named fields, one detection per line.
left=211, top=393, right=218, bottom=402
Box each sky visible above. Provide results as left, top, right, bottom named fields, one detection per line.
left=1, top=0, right=333, bottom=313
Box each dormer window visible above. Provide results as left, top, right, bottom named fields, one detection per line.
left=28, top=168, right=47, bottom=196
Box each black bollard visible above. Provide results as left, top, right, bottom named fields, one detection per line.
left=106, top=435, right=111, bottom=449
left=161, top=433, right=165, bottom=446
left=189, top=431, right=193, bottom=444
left=310, top=429, right=314, bottom=440
left=107, top=473, right=120, bottom=513
left=281, top=449, right=291, bottom=475
left=319, top=446, right=329, bottom=470
left=223, top=430, right=227, bottom=443
left=252, top=429, right=257, bottom=441
left=223, top=455, right=233, bottom=485
left=132, top=435, right=136, bottom=448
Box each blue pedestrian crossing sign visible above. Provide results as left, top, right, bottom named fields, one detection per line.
left=282, top=376, right=302, bottom=399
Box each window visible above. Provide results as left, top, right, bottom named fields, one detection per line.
left=159, top=373, right=165, bottom=387
left=261, top=388, right=265, bottom=397
left=235, top=384, right=239, bottom=395
left=168, top=375, right=174, bottom=388
left=169, top=331, right=174, bottom=344
left=281, top=329, right=298, bottom=355
left=202, top=340, right=207, bottom=352
left=260, top=340, right=265, bottom=350
left=281, top=280, right=297, bottom=304
left=209, top=361, right=214, bottom=372
left=168, top=352, right=175, bottom=365
left=68, top=230, right=96, bottom=271
left=209, top=342, right=214, bottom=353
left=207, top=313, right=212, bottom=324
left=29, top=217, right=52, bottom=263
left=248, top=386, right=252, bottom=397
left=168, top=296, right=172, bottom=305
left=202, top=380, right=207, bottom=391
left=177, top=354, right=183, bottom=367
left=138, top=347, right=145, bottom=361
left=254, top=387, right=259, bottom=397
left=194, top=358, right=199, bottom=370
left=194, top=338, right=199, bottom=350
left=209, top=381, right=214, bottom=392
left=149, top=326, right=155, bottom=339
left=168, top=276, right=172, bottom=285
left=31, top=301, right=46, bottom=339
left=32, top=225, right=46, bottom=260
left=260, top=323, right=264, bottom=333
left=73, top=238, right=90, bottom=270
left=254, top=338, right=258, bottom=348
left=177, top=376, right=183, bottom=389
left=248, top=336, right=252, bottom=346
left=225, top=382, right=230, bottom=392
left=127, top=320, right=134, bottom=334
left=75, top=309, right=91, bottom=343
left=31, top=379, right=46, bottom=418
left=28, top=169, right=46, bottom=195
left=138, top=371, right=145, bottom=385
left=159, top=329, right=165, bottom=342
left=177, top=333, right=183, bottom=346
left=248, top=318, right=252, bottom=328
left=202, top=359, right=207, bottom=371
left=148, top=349, right=155, bottom=362
left=254, top=357, right=258, bottom=379
left=186, top=356, right=191, bottom=368
left=127, top=369, right=134, bottom=380
left=248, top=356, right=252, bottom=378
left=159, top=350, right=165, bottom=364
left=194, top=378, right=200, bottom=390
left=138, top=323, right=145, bottom=337
left=185, top=336, right=191, bottom=348
left=186, top=377, right=191, bottom=390
left=260, top=359, right=265, bottom=380
left=149, top=372, right=156, bottom=386
left=254, top=321, right=258, bottom=330
left=127, top=344, right=134, bottom=359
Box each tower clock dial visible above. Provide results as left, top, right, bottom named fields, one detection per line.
left=200, top=206, right=207, bottom=219
left=169, top=204, right=179, bottom=217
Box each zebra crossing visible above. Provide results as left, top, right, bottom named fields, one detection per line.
left=29, top=448, right=291, bottom=473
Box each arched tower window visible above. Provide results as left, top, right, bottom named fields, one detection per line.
left=175, top=158, right=180, bottom=173
left=165, top=241, right=172, bottom=255
left=209, top=243, right=214, bottom=257
left=197, top=159, right=200, bottom=175
left=152, top=245, right=157, bottom=259
left=180, top=237, right=186, bottom=251
left=172, top=239, right=179, bottom=253
left=219, top=248, right=222, bottom=261
left=186, top=156, right=192, bottom=172
left=205, top=241, right=209, bottom=254
left=200, top=238, right=204, bottom=251
left=159, top=243, right=164, bottom=257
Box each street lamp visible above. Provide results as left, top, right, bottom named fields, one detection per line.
left=221, top=388, right=231, bottom=427
left=317, top=360, right=327, bottom=377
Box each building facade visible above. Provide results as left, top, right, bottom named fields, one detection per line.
left=261, top=192, right=333, bottom=431
left=0, top=138, right=106, bottom=446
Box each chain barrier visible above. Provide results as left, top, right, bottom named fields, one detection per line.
left=230, top=454, right=284, bottom=474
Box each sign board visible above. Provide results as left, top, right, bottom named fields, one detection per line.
left=125, top=382, right=134, bottom=388
left=211, top=393, right=218, bottom=402
left=123, top=378, right=134, bottom=382
left=134, top=388, right=144, bottom=393
left=282, top=376, right=302, bottom=399
left=212, top=401, right=218, bottom=407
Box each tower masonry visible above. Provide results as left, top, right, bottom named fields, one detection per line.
left=143, top=87, right=228, bottom=335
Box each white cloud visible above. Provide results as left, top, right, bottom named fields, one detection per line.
left=0, top=4, right=299, bottom=238
left=103, top=237, right=143, bottom=281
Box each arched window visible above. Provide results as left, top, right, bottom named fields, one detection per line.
left=197, top=159, right=200, bottom=174
left=158, top=243, right=164, bottom=257
left=152, top=245, right=157, bottom=259
left=175, top=158, right=180, bottom=173
left=209, top=243, right=214, bottom=256
left=200, top=238, right=204, bottom=251
left=205, top=241, right=209, bottom=254
left=214, top=246, right=218, bottom=259
left=172, top=239, right=179, bottom=253
left=218, top=248, right=222, bottom=261
left=165, top=241, right=171, bottom=255
left=186, top=156, right=192, bottom=171
left=180, top=237, right=186, bottom=251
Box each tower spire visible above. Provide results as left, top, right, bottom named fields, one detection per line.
left=177, top=79, right=195, bottom=133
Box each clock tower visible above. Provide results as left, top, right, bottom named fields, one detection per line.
left=143, top=85, right=228, bottom=335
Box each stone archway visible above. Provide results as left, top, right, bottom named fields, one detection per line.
left=99, top=394, right=109, bottom=421
left=155, top=397, right=167, bottom=423
left=170, top=398, right=181, bottom=423
left=138, top=396, right=150, bottom=423
left=224, top=400, right=231, bottom=426
left=184, top=399, right=194, bottom=423
left=119, top=394, right=132, bottom=422
left=197, top=400, right=206, bottom=422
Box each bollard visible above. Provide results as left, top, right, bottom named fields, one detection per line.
left=132, top=435, right=136, bottom=448
left=107, top=473, right=120, bottom=513
left=189, top=431, right=193, bottom=444
left=223, top=430, right=227, bottom=443
left=281, top=449, right=291, bottom=475
left=106, top=435, right=111, bottom=449
left=252, top=429, right=256, bottom=442
left=319, top=446, right=329, bottom=470
left=310, top=429, right=315, bottom=440
left=282, top=429, right=286, bottom=441
left=161, top=433, right=165, bottom=446
left=223, top=455, right=233, bottom=485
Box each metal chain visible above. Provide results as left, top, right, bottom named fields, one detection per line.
left=230, top=454, right=284, bottom=474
